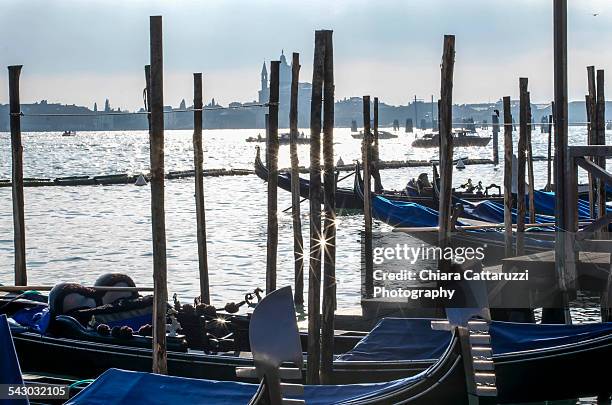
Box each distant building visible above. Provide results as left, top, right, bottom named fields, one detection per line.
left=258, top=51, right=312, bottom=128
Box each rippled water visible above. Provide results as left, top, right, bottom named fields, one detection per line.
left=1, top=127, right=609, bottom=403
left=0, top=127, right=607, bottom=320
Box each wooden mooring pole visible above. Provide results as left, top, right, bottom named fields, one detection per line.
left=307, top=30, right=325, bottom=385
left=516, top=78, right=528, bottom=256
left=289, top=52, right=304, bottom=306
left=595, top=69, right=606, bottom=220
left=547, top=0, right=572, bottom=325
left=193, top=73, right=210, bottom=304
left=362, top=96, right=374, bottom=300
left=266, top=61, right=280, bottom=293
left=149, top=15, right=168, bottom=374
left=503, top=96, right=513, bottom=258
left=492, top=111, right=500, bottom=165
left=8, top=65, right=26, bottom=286
left=321, top=29, right=336, bottom=384
left=546, top=103, right=554, bottom=191
left=438, top=35, right=455, bottom=250
left=438, top=34, right=455, bottom=322
left=526, top=92, right=535, bottom=224
left=372, top=97, right=383, bottom=193
left=586, top=66, right=596, bottom=219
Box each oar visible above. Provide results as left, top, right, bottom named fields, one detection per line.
left=282, top=170, right=356, bottom=213
left=336, top=170, right=355, bottom=183
left=282, top=197, right=307, bottom=213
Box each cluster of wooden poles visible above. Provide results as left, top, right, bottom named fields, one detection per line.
left=4, top=0, right=611, bottom=384
left=6, top=16, right=211, bottom=375
left=263, top=29, right=338, bottom=384
left=5, top=17, right=340, bottom=383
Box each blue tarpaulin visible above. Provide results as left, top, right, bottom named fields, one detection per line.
left=531, top=190, right=592, bottom=219
left=10, top=305, right=50, bottom=334
left=66, top=368, right=426, bottom=405
left=464, top=200, right=554, bottom=225
left=371, top=196, right=466, bottom=228
left=489, top=320, right=612, bottom=355
left=0, top=315, right=29, bottom=405
left=337, top=318, right=612, bottom=362
left=337, top=318, right=450, bottom=361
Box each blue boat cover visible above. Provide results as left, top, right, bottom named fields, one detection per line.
left=465, top=200, right=554, bottom=225
left=0, top=315, right=29, bottom=405
left=337, top=318, right=450, bottom=361
left=372, top=196, right=467, bottom=228
left=66, top=368, right=426, bottom=405
left=531, top=190, right=592, bottom=219
left=10, top=305, right=50, bottom=334
left=489, top=320, right=612, bottom=355
left=337, top=318, right=612, bottom=361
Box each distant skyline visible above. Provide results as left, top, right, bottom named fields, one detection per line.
left=2, top=0, right=612, bottom=111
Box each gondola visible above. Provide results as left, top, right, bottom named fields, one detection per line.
left=254, top=146, right=364, bottom=210
left=254, top=148, right=504, bottom=211
left=66, top=335, right=467, bottom=405
left=65, top=287, right=469, bottom=405
left=354, top=174, right=554, bottom=262
left=3, top=280, right=612, bottom=402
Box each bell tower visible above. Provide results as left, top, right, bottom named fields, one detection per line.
left=260, top=62, right=268, bottom=92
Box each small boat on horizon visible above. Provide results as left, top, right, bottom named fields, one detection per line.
left=246, top=132, right=310, bottom=145
left=62, top=130, right=77, bottom=137
left=351, top=130, right=398, bottom=139
left=412, top=130, right=490, bottom=148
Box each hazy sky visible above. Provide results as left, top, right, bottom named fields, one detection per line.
left=1, top=0, right=612, bottom=110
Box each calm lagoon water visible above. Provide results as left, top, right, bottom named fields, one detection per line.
left=0, top=126, right=607, bottom=403
left=0, top=126, right=606, bottom=322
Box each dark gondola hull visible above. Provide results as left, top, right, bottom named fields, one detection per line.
left=6, top=308, right=612, bottom=402
left=254, top=148, right=503, bottom=211
left=10, top=331, right=429, bottom=384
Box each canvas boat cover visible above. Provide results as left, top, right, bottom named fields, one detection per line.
left=463, top=200, right=554, bottom=226
left=337, top=318, right=612, bottom=361
left=0, top=315, right=29, bottom=405
left=66, top=367, right=426, bottom=405
left=371, top=196, right=467, bottom=228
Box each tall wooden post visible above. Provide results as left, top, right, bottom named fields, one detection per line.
left=307, top=30, right=325, bottom=385
left=145, top=65, right=151, bottom=126
left=372, top=97, right=383, bottom=193
left=320, top=30, right=336, bottom=384
left=595, top=69, right=606, bottom=219
left=438, top=35, right=455, bottom=248
left=149, top=15, right=168, bottom=374
left=526, top=92, right=536, bottom=224
left=264, top=113, right=269, bottom=167
left=492, top=112, right=500, bottom=165
left=546, top=104, right=554, bottom=191
left=586, top=66, right=596, bottom=218
left=362, top=96, right=374, bottom=299
left=546, top=0, right=572, bottom=325
left=289, top=53, right=304, bottom=306
left=193, top=73, right=210, bottom=304
left=503, top=97, right=513, bottom=258
left=516, top=78, right=528, bottom=256
left=8, top=65, right=26, bottom=286
left=266, top=61, right=280, bottom=293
